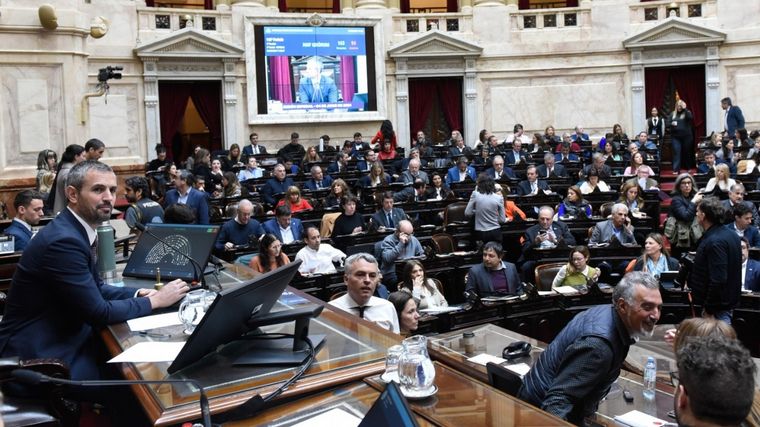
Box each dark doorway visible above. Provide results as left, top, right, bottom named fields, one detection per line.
left=645, top=65, right=706, bottom=169
left=158, top=81, right=223, bottom=167
left=409, top=77, right=463, bottom=145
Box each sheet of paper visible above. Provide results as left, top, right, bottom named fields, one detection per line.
left=505, top=362, right=531, bottom=377
left=553, top=286, right=580, bottom=295
left=614, top=410, right=672, bottom=427
left=537, top=290, right=556, bottom=296
left=481, top=295, right=520, bottom=302
left=291, top=408, right=361, bottom=427
left=467, top=353, right=507, bottom=366
left=419, top=306, right=464, bottom=314
left=127, top=312, right=181, bottom=332
left=108, top=342, right=185, bottom=363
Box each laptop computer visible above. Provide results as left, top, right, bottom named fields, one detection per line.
left=122, top=223, right=220, bottom=281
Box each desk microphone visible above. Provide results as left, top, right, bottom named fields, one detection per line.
left=134, top=223, right=206, bottom=288
left=11, top=369, right=212, bottom=427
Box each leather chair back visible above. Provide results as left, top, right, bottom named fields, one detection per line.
left=534, top=262, right=565, bottom=291
left=443, top=202, right=468, bottom=226
left=431, top=233, right=456, bottom=254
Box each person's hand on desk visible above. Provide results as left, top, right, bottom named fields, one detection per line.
left=146, top=279, right=191, bottom=309
left=224, top=242, right=235, bottom=251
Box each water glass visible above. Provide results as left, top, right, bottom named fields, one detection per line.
left=398, top=335, right=436, bottom=393
left=384, top=345, right=404, bottom=382
left=178, top=289, right=217, bottom=335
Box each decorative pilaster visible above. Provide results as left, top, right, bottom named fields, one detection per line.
left=475, top=0, right=507, bottom=6
left=395, top=59, right=410, bottom=150
left=629, top=49, right=646, bottom=133
left=143, top=58, right=161, bottom=159
left=222, top=58, right=238, bottom=146
left=355, top=0, right=387, bottom=8
left=463, top=58, right=478, bottom=147
left=705, top=44, right=721, bottom=134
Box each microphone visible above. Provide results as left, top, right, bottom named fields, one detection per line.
left=134, top=223, right=206, bottom=288
left=12, top=369, right=212, bottom=427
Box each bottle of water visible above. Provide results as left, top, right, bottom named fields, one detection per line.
left=643, top=356, right=656, bottom=399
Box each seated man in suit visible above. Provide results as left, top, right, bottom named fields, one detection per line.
left=242, top=132, right=267, bottom=156
left=163, top=170, right=210, bottom=224
left=399, top=148, right=428, bottom=172
left=379, top=220, right=424, bottom=290
left=634, top=130, right=658, bottom=151
left=571, top=125, right=590, bottom=142
left=398, top=157, right=429, bottom=185
left=536, top=153, right=568, bottom=178
left=520, top=206, right=576, bottom=281
left=329, top=253, right=399, bottom=333
left=485, top=155, right=516, bottom=181
left=554, top=141, right=580, bottom=163
left=262, top=205, right=303, bottom=245
left=260, top=163, right=295, bottom=207
left=412, top=130, right=434, bottom=157
left=726, top=202, right=760, bottom=247
left=0, top=161, right=189, bottom=383
left=298, top=57, right=338, bottom=103
left=214, top=199, right=263, bottom=253
left=327, top=152, right=351, bottom=175
left=350, top=132, right=371, bottom=159
left=5, top=189, right=45, bottom=251
left=581, top=153, right=613, bottom=181
left=465, top=241, right=522, bottom=297
left=589, top=203, right=636, bottom=245
left=722, top=182, right=759, bottom=226
left=504, top=139, right=528, bottom=166
left=517, top=165, right=552, bottom=196
left=480, top=134, right=506, bottom=162
left=448, top=135, right=472, bottom=159
left=393, top=179, right=427, bottom=204
left=741, top=238, right=760, bottom=291
left=697, top=149, right=719, bottom=175
left=356, top=149, right=378, bottom=172
left=445, top=156, right=477, bottom=186
left=303, top=165, right=334, bottom=191
left=370, top=191, right=407, bottom=231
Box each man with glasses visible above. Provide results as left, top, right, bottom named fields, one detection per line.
left=672, top=337, right=754, bottom=427
left=329, top=253, right=399, bottom=333
left=518, top=272, right=662, bottom=424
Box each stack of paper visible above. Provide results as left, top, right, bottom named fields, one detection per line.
left=614, top=410, right=673, bottom=427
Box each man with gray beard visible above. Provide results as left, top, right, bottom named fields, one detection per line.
left=518, top=272, right=662, bottom=424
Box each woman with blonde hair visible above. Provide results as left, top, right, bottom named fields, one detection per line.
left=558, top=185, right=592, bottom=218
left=302, top=145, right=321, bottom=164
left=618, top=181, right=645, bottom=213
left=276, top=185, right=313, bottom=213
left=703, top=163, right=735, bottom=199
left=630, top=233, right=679, bottom=276
left=323, top=178, right=351, bottom=209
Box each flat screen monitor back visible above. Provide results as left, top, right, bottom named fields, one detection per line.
left=167, top=260, right=302, bottom=374
left=359, top=381, right=419, bottom=427
left=122, top=223, right=220, bottom=281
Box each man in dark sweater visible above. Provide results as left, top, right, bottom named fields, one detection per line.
left=518, top=272, right=662, bottom=424
left=278, top=132, right=306, bottom=165
left=214, top=199, right=263, bottom=252
left=689, top=196, right=742, bottom=324
left=260, top=163, right=295, bottom=207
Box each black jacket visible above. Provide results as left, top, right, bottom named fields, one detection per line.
left=689, top=224, right=742, bottom=313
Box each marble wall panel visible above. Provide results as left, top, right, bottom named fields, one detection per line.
left=733, top=71, right=760, bottom=128
left=17, top=79, right=52, bottom=154
left=89, top=94, right=129, bottom=149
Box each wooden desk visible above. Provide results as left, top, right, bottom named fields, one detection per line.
left=103, top=264, right=401, bottom=426
left=364, top=362, right=572, bottom=427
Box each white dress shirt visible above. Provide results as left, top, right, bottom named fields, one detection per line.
left=329, top=294, right=400, bottom=333
left=279, top=225, right=295, bottom=244
left=294, top=243, right=346, bottom=274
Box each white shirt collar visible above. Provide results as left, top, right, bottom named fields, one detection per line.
left=67, top=207, right=98, bottom=246
left=12, top=218, right=32, bottom=232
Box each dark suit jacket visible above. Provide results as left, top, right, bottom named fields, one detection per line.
left=536, top=164, right=568, bottom=178
left=554, top=153, right=580, bottom=163
left=0, top=209, right=151, bottom=380
left=327, top=161, right=351, bottom=175
left=393, top=187, right=424, bottom=204
left=522, top=221, right=576, bottom=253
left=242, top=144, right=267, bottom=156
left=4, top=220, right=32, bottom=251
left=262, top=218, right=304, bottom=242
left=726, top=223, right=760, bottom=247
left=516, top=180, right=551, bottom=196
left=260, top=177, right=295, bottom=206
left=298, top=75, right=338, bottom=103
left=448, top=146, right=472, bottom=158
left=484, top=167, right=516, bottom=180
left=465, top=262, right=522, bottom=297
left=721, top=200, right=760, bottom=227
left=370, top=208, right=407, bottom=230
left=163, top=187, right=210, bottom=224
left=745, top=259, right=760, bottom=291
left=303, top=175, right=334, bottom=191
left=725, top=106, right=745, bottom=136
left=445, top=166, right=476, bottom=186
left=697, top=163, right=715, bottom=175
left=504, top=150, right=528, bottom=165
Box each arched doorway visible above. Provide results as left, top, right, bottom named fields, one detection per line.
left=409, top=77, right=463, bottom=144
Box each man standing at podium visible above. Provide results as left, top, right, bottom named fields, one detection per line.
left=518, top=272, right=662, bottom=424
left=0, top=161, right=189, bottom=381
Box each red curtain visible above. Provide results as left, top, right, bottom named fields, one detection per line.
left=409, top=80, right=437, bottom=143
left=644, top=68, right=671, bottom=113
left=268, top=56, right=293, bottom=104
left=204, top=0, right=213, bottom=9
left=339, top=56, right=356, bottom=103
left=146, top=0, right=154, bottom=6
left=400, top=0, right=410, bottom=13
left=333, top=0, right=340, bottom=13
left=566, top=0, right=578, bottom=7
left=190, top=82, right=223, bottom=152
left=278, top=0, right=287, bottom=12
left=447, top=0, right=458, bottom=12
left=438, top=79, right=463, bottom=133
left=158, top=83, right=192, bottom=161
left=518, top=0, right=529, bottom=9
left=672, top=66, right=706, bottom=142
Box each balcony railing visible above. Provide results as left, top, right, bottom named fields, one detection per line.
left=394, top=12, right=471, bottom=35
left=137, top=6, right=232, bottom=43
left=629, top=0, right=716, bottom=24
left=511, top=5, right=590, bottom=30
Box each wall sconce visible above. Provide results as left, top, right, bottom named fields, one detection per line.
left=38, top=4, right=58, bottom=30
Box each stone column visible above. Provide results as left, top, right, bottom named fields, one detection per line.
left=705, top=44, right=721, bottom=134
left=222, top=59, right=238, bottom=147
left=355, top=0, right=387, bottom=8
left=395, top=59, right=410, bottom=150
left=476, top=0, right=507, bottom=6
left=460, top=0, right=473, bottom=13
left=230, top=0, right=266, bottom=5
left=463, top=58, right=478, bottom=148
left=629, top=49, right=646, bottom=135
left=387, top=0, right=400, bottom=13
left=142, top=58, right=161, bottom=159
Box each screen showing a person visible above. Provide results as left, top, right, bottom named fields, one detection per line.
left=257, top=26, right=375, bottom=115
left=122, top=224, right=220, bottom=281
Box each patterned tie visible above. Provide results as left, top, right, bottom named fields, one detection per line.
left=353, top=306, right=367, bottom=318
left=387, top=213, right=394, bottom=228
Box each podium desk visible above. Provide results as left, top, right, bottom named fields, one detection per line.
left=102, top=263, right=401, bottom=426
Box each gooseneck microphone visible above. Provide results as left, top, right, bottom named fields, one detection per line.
left=12, top=369, right=212, bottom=427
left=134, top=223, right=206, bottom=288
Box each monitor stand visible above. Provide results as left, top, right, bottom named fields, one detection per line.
left=232, top=305, right=326, bottom=367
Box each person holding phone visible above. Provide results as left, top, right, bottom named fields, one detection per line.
left=589, top=203, right=636, bottom=246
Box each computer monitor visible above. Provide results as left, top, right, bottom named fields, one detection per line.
left=122, top=223, right=220, bottom=281
left=359, top=381, right=419, bottom=427
left=168, top=260, right=302, bottom=374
